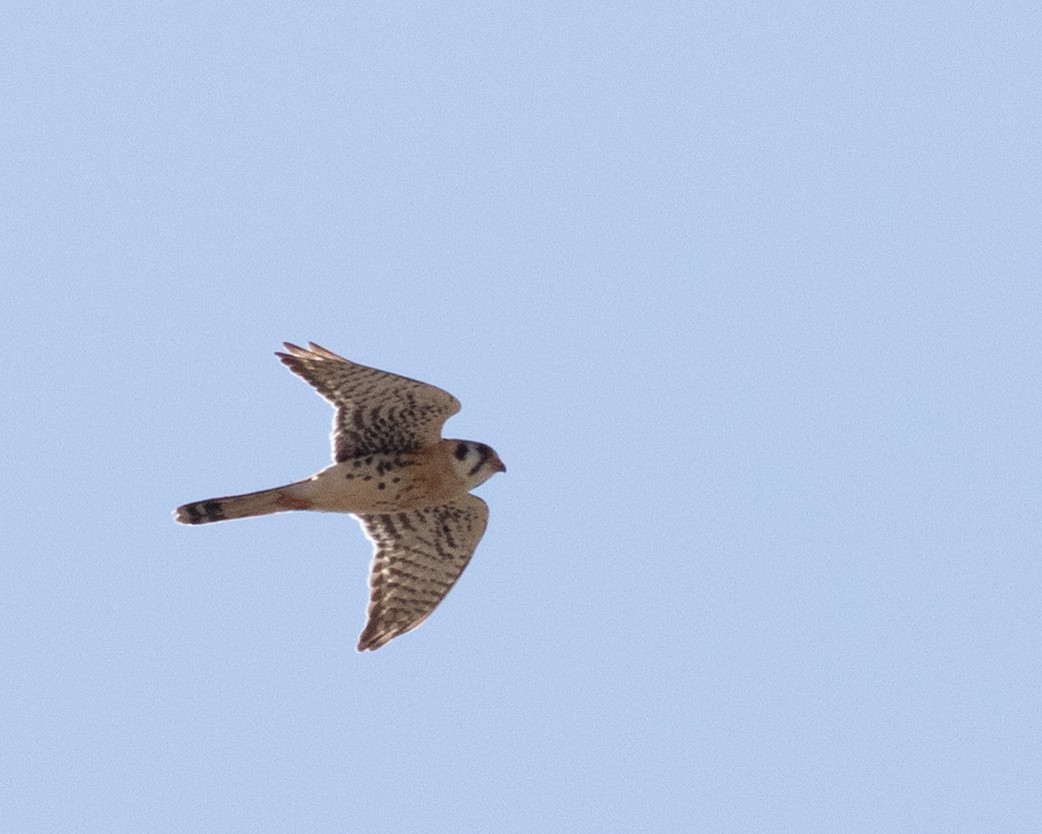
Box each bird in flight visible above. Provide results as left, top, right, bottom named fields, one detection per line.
left=174, top=342, right=506, bottom=651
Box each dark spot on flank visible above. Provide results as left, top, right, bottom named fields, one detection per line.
left=345, top=473, right=355, bottom=479
left=378, top=482, right=385, bottom=490
left=363, top=475, right=372, bottom=481
left=392, top=477, right=401, bottom=483
left=454, top=442, right=468, bottom=461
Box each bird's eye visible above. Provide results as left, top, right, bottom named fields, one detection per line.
left=454, top=442, right=469, bottom=461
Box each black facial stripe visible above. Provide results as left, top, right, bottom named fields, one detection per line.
left=454, top=442, right=469, bottom=461
left=467, top=445, right=490, bottom=476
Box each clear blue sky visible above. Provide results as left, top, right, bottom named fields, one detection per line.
left=3, top=3, right=1040, bottom=831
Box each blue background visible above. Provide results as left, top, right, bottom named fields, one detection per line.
left=4, top=3, right=1040, bottom=831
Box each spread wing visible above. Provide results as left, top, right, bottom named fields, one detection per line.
left=276, top=342, right=461, bottom=461
left=354, top=495, right=489, bottom=651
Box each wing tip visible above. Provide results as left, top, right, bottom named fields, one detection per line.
left=356, top=630, right=394, bottom=652
left=306, top=342, right=343, bottom=360
left=275, top=341, right=344, bottom=363
left=275, top=341, right=305, bottom=359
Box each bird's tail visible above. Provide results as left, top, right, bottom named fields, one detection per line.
left=174, top=481, right=314, bottom=525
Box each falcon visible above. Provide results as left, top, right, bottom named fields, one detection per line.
left=174, top=342, right=506, bottom=651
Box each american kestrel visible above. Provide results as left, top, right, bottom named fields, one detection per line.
left=174, top=343, right=506, bottom=651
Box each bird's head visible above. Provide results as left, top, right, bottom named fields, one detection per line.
left=447, top=440, right=506, bottom=489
